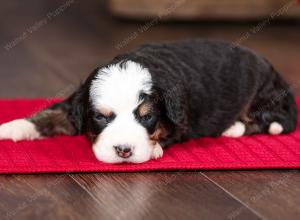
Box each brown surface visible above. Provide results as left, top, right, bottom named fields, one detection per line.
left=108, top=0, right=300, bottom=20
left=0, top=1, right=300, bottom=219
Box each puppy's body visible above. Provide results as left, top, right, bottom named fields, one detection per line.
left=0, top=39, right=298, bottom=163
left=109, top=39, right=297, bottom=142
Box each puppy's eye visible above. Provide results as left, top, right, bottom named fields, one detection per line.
left=95, top=113, right=107, bottom=122
left=95, top=112, right=116, bottom=124
left=141, top=114, right=153, bottom=122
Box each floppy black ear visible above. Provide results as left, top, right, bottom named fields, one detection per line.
left=63, top=85, right=87, bottom=134
left=161, top=84, right=189, bottom=133
left=60, top=67, right=100, bottom=134
left=27, top=84, right=87, bottom=137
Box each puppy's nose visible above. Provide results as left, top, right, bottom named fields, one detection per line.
left=114, top=145, right=132, bottom=158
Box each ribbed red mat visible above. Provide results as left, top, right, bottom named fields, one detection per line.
left=0, top=98, right=299, bottom=174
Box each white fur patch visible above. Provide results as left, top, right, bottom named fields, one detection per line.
left=90, top=61, right=155, bottom=163
left=269, top=122, right=283, bottom=135
left=222, top=121, right=246, bottom=138
left=0, top=119, right=40, bottom=142
left=151, top=143, right=163, bottom=159
left=90, top=61, right=152, bottom=112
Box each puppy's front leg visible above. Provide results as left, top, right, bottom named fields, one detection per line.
left=151, top=142, right=164, bottom=159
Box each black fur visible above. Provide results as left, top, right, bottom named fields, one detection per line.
left=29, top=39, right=298, bottom=148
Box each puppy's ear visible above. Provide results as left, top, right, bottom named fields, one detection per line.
left=161, top=84, right=188, bottom=132
left=63, top=85, right=86, bottom=133
left=61, top=67, right=100, bottom=134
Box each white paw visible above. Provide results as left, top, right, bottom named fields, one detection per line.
left=151, top=142, right=164, bottom=159
left=269, top=122, right=283, bottom=135
left=0, top=119, right=40, bottom=142
left=222, top=121, right=246, bottom=138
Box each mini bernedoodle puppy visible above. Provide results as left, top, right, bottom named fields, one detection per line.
left=0, top=39, right=298, bottom=163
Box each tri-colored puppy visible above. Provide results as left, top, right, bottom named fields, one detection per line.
left=0, top=39, right=297, bottom=163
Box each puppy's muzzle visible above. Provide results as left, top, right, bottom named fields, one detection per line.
left=114, top=145, right=133, bottom=158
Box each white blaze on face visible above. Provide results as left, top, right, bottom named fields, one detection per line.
left=90, top=61, right=154, bottom=163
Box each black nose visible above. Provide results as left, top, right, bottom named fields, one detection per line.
left=114, top=145, right=132, bottom=158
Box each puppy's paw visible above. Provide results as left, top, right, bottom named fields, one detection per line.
left=151, top=143, right=163, bottom=159
left=0, top=119, right=40, bottom=142
left=222, top=121, right=246, bottom=138
left=269, top=122, right=283, bottom=135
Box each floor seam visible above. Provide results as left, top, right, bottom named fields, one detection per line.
left=200, top=172, right=268, bottom=220
left=68, top=174, right=104, bottom=208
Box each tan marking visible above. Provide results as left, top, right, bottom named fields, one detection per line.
left=99, top=107, right=113, bottom=117
left=138, top=102, right=151, bottom=117
left=150, top=123, right=168, bottom=145
left=150, top=127, right=163, bottom=141
left=150, top=140, right=157, bottom=146
left=87, top=131, right=98, bottom=142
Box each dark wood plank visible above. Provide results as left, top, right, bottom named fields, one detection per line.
left=0, top=174, right=115, bottom=220
left=202, top=171, right=300, bottom=220
left=69, top=172, right=263, bottom=220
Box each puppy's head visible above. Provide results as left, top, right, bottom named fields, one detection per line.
left=87, top=61, right=168, bottom=163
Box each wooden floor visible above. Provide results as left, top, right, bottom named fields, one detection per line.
left=0, top=1, right=299, bottom=219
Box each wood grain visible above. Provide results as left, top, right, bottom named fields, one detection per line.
left=69, top=173, right=262, bottom=220
left=0, top=174, right=115, bottom=220
left=203, top=170, right=300, bottom=220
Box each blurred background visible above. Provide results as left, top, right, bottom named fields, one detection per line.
left=0, top=0, right=299, bottom=98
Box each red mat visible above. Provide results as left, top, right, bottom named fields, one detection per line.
left=0, top=98, right=299, bottom=174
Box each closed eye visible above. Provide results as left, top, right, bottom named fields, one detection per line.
left=140, top=114, right=153, bottom=123
left=94, top=112, right=115, bottom=123
left=95, top=113, right=106, bottom=121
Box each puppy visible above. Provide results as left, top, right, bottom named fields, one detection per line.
left=0, top=39, right=298, bottom=163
